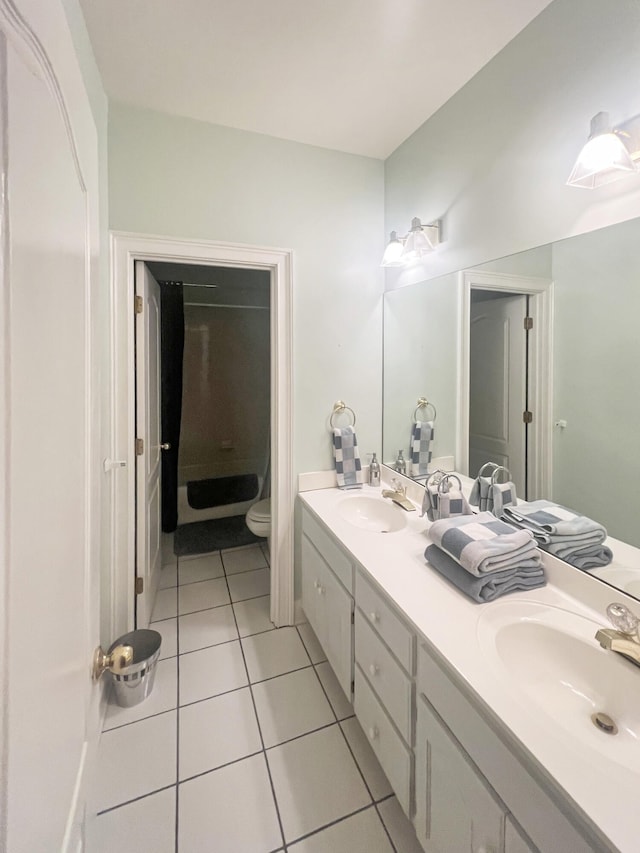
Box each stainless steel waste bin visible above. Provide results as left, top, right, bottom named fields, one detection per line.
left=108, top=629, right=162, bottom=708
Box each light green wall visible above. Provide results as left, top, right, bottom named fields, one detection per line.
left=385, top=0, right=640, bottom=285
left=552, top=219, right=640, bottom=545
left=109, top=103, right=385, bottom=476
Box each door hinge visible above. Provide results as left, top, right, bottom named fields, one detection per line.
left=523, top=410, right=533, bottom=424
left=135, top=437, right=144, bottom=455
left=135, top=295, right=143, bottom=314
left=135, top=576, right=144, bottom=595
left=524, top=316, right=533, bottom=331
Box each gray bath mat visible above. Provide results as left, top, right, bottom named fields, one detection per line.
left=174, top=515, right=264, bottom=556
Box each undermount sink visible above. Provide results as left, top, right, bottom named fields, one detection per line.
left=338, top=496, right=407, bottom=533
left=478, top=601, right=640, bottom=770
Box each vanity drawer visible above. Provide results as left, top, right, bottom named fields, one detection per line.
left=356, top=570, right=414, bottom=673
left=355, top=610, right=412, bottom=743
left=302, top=507, right=354, bottom=593
left=354, top=665, right=412, bottom=817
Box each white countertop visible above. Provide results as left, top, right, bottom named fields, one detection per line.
left=299, top=481, right=640, bottom=853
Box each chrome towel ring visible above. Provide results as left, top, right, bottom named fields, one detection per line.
left=413, top=397, right=437, bottom=422
left=330, top=400, right=356, bottom=428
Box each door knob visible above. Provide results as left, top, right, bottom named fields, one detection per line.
left=160, top=443, right=171, bottom=450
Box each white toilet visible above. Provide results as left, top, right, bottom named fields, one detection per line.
left=245, top=498, right=271, bottom=549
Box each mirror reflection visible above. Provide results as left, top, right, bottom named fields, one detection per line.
left=383, top=217, right=640, bottom=597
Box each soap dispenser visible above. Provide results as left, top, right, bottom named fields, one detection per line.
left=395, top=450, right=407, bottom=475
left=369, top=453, right=381, bottom=487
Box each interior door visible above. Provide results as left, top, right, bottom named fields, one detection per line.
left=135, top=261, right=163, bottom=627
left=469, top=293, right=527, bottom=497
left=1, top=2, right=101, bottom=850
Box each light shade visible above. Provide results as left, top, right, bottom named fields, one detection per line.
left=567, top=112, right=637, bottom=189
left=381, top=231, right=404, bottom=267
left=401, top=217, right=439, bottom=262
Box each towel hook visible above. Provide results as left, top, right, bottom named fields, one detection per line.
left=413, top=397, right=437, bottom=422
left=330, top=400, right=356, bottom=429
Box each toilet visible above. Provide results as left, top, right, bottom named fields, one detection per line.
left=245, top=498, right=271, bottom=549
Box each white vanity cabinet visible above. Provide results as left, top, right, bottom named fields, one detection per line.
left=300, top=508, right=354, bottom=700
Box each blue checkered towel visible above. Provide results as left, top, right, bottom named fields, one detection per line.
left=425, top=544, right=546, bottom=602
left=332, top=426, right=363, bottom=490
left=469, top=463, right=499, bottom=511
left=410, top=420, right=434, bottom=477
left=490, top=481, right=518, bottom=517
left=428, top=512, right=540, bottom=576
left=501, top=500, right=612, bottom=569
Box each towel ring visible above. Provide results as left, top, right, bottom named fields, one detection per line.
left=426, top=470, right=446, bottom=489
left=413, top=397, right=437, bottom=422
left=477, top=461, right=500, bottom=478
left=490, top=465, right=512, bottom=485
left=330, top=400, right=356, bottom=429
left=438, top=473, right=462, bottom=494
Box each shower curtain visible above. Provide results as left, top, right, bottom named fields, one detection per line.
left=160, top=281, right=185, bottom=532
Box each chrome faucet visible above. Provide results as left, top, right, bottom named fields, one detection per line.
left=382, top=478, right=416, bottom=512
left=595, top=602, right=640, bottom=667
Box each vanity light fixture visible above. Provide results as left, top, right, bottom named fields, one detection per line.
left=381, top=217, right=441, bottom=267
left=567, top=111, right=640, bottom=189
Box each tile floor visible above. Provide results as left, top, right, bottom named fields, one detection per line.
left=89, top=542, right=423, bottom=853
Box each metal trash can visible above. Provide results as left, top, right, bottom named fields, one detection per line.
left=108, top=629, right=162, bottom=708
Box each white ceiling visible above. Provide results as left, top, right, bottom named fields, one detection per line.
left=80, top=0, right=554, bottom=159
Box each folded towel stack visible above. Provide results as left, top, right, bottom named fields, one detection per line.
left=424, top=512, right=545, bottom=602
left=501, top=500, right=612, bottom=570
left=410, top=420, right=434, bottom=478
left=332, top=426, right=363, bottom=490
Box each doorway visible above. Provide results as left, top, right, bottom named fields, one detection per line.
left=110, top=233, right=293, bottom=642
left=134, top=259, right=272, bottom=626
left=456, top=269, right=554, bottom=502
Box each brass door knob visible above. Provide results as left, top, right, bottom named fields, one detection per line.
left=92, top=644, right=134, bottom=680
left=160, top=443, right=171, bottom=450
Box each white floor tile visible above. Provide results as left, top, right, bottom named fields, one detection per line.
left=378, top=796, right=424, bottom=853
left=179, top=604, right=238, bottom=654
left=151, top=587, right=177, bottom=622
left=288, top=806, right=393, bottom=853
left=178, top=577, right=230, bottom=615
left=267, top=725, right=371, bottom=843
left=179, top=641, right=247, bottom=705
left=242, top=627, right=309, bottom=683
left=178, top=754, right=282, bottom=853
left=252, top=667, right=334, bottom=748
left=94, top=712, right=177, bottom=813
left=232, top=594, right=274, bottom=637
left=222, top=544, right=268, bottom=575
left=155, top=618, right=178, bottom=660
left=340, top=717, right=393, bottom=801
left=227, top=567, right=270, bottom=602
left=103, top=657, right=177, bottom=731
left=179, top=687, right=262, bottom=780
left=297, top=622, right=327, bottom=664
left=158, top=563, right=178, bottom=589
left=90, top=788, right=176, bottom=853
left=179, top=552, right=224, bottom=585
left=315, top=661, right=353, bottom=720
left=261, top=543, right=270, bottom=566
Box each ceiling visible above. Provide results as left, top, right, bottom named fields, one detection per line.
left=80, top=0, right=554, bottom=159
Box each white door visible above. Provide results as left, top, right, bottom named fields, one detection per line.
left=135, top=262, right=163, bottom=627
left=1, top=2, right=101, bottom=850
left=469, top=293, right=528, bottom=497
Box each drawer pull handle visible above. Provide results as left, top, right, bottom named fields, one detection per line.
left=317, top=585, right=325, bottom=595
left=369, top=611, right=380, bottom=623
left=314, top=580, right=319, bottom=589
left=368, top=726, right=379, bottom=740
left=475, top=847, right=495, bottom=853
left=369, top=664, right=379, bottom=677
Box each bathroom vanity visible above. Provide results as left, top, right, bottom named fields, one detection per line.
left=299, top=482, right=636, bottom=853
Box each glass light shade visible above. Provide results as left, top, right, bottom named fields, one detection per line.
left=381, top=231, right=405, bottom=267
left=401, top=218, right=436, bottom=262
left=567, top=114, right=637, bottom=189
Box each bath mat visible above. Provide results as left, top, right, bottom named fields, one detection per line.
left=187, top=474, right=259, bottom=510
left=174, top=515, right=264, bottom=556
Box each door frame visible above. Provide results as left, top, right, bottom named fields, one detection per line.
left=110, top=232, right=294, bottom=637
left=456, top=269, right=554, bottom=500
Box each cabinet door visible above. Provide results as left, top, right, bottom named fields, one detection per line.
left=505, top=818, right=537, bottom=853
left=415, top=694, right=505, bottom=853
left=301, top=535, right=353, bottom=699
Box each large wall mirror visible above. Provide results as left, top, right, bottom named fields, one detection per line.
left=383, top=216, right=640, bottom=599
